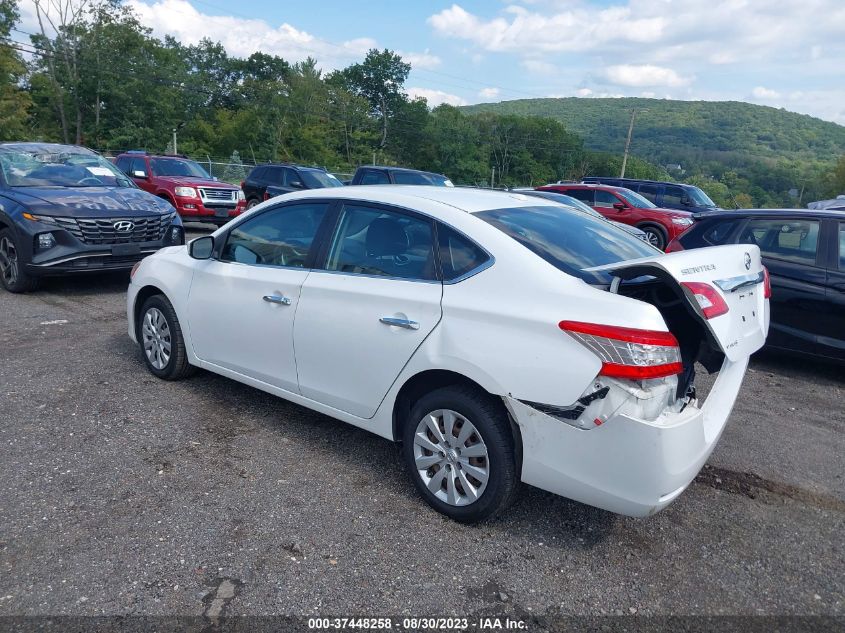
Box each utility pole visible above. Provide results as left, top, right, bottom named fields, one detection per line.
left=620, top=108, right=646, bottom=178
left=172, top=129, right=178, bottom=156
left=491, top=166, right=495, bottom=189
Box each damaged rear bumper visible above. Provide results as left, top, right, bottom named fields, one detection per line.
left=504, top=356, right=749, bottom=517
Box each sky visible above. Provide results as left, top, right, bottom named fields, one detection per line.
left=16, top=0, right=845, bottom=124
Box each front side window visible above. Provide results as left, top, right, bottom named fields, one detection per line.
left=0, top=146, right=134, bottom=188
left=301, top=170, right=343, bottom=188
left=438, top=224, right=490, bottom=281
left=221, top=202, right=329, bottom=267
left=150, top=157, right=210, bottom=179
left=839, top=223, right=845, bottom=270
left=739, top=218, right=820, bottom=266
left=324, top=204, right=436, bottom=280
left=477, top=205, right=660, bottom=284
left=594, top=190, right=619, bottom=208
left=663, top=185, right=686, bottom=206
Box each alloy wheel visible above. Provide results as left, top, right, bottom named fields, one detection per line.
left=0, top=236, right=19, bottom=286
left=413, top=409, right=490, bottom=506
left=142, top=307, right=172, bottom=370
left=643, top=229, right=663, bottom=248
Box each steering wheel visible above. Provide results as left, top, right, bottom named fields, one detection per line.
left=77, top=176, right=104, bottom=186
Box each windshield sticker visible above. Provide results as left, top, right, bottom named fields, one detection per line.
left=86, top=167, right=114, bottom=177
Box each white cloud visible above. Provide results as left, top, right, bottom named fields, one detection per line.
left=478, top=87, right=500, bottom=99
left=752, top=86, right=781, bottom=99
left=398, top=49, right=441, bottom=70
left=407, top=87, right=468, bottom=107
left=601, top=64, right=692, bottom=87
left=575, top=88, right=593, bottom=97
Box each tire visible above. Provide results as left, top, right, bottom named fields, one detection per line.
left=246, top=198, right=260, bottom=210
left=137, top=294, right=195, bottom=380
left=401, top=385, right=518, bottom=523
left=0, top=228, right=38, bottom=293
left=638, top=224, right=668, bottom=250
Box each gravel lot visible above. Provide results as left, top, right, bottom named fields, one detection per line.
left=1, top=224, right=843, bottom=620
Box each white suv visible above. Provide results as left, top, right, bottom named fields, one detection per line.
left=128, top=186, right=769, bottom=523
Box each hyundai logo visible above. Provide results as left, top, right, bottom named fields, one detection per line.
left=744, top=252, right=751, bottom=270
left=114, top=220, right=135, bottom=232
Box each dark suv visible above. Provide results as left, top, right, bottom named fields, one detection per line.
left=350, top=166, right=453, bottom=186
left=0, top=143, right=183, bottom=293
left=241, top=164, right=344, bottom=208
left=581, top=177, right=719, bottom=213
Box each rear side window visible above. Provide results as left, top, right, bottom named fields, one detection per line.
left=638, top=183, right=660, bottom=203
left=839, top=224, right=845, bottom=270
left=739, top=218, right=820, bottom=266
left=221, top=202, right=328, bottom=268
left=249, top=166, right=266, bottom=180
left=360, top=170, right=390, bottom=185
left=565, top=189, right=594, bottom=204
left=324, top=204, right=436, bottom=280
left=437, top=224, right=490, bottom=281
left=477, top=205, right=659, bottom=284
left=702, top=220, right=739, bottom=245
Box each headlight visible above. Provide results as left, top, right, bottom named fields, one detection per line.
left=174, top=186, right=197, bottom=198
left=672, top=217, right=693, bottom=226
left=23, top=212, right=57, bottom=225
left=237, top=189, right=245, bottom=200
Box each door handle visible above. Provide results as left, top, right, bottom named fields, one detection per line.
left=380, top=316, right=420, bottom=330
left=263, top=294, right=291, bottom=305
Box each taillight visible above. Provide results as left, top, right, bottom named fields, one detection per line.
left=762, top=266, right=771, bottom=299
left=665, top=238, right=684, bottom=253
left=681, top=282, right=729, bottom=319
left=240, top=181, right=245, bottom=189
left=263, top=192, right=270, bottom=201
left=559, top=321, right=683, bottom=379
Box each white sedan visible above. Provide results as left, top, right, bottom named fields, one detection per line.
left=128, top=186, right=769, bottom=523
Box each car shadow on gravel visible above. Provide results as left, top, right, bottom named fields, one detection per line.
left=118, top=339, right=621, bottom=544
left=750, top=349, right=843, bottom=384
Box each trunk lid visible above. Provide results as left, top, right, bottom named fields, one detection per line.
left=586, top=245, right=769, bottom=362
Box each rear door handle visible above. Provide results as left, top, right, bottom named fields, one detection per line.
left=380, top=316, right=420, bottom=330
left=263, top=294, right=291, bottom=305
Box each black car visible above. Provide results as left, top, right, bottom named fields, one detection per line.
left=350, top=166, right=453, bottom=187
left=241, top=163, right=343, bottom=208
left=667, top=209, right=845, bottom=362
left=581, top=177, right=719, bottom=213
left=0, top=143, right=184, bottom=293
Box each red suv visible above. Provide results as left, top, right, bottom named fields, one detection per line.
left=115, top=152, right=246, bottom=225
left=537, top=183, right=693, bottom=250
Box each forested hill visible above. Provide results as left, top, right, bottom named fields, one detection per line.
left=462, top=98, right=845, bottom=167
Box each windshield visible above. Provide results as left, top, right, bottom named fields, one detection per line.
left=617, top=189, right=657, bottom=209
left=476, top=205, right=660, bottom=284
left=688, top=186, right=717, bottom=207
left=150, top=157, right=211, bottom=179
left=0, top=147, right=134, bottom=188
left=301, top=170, right=344, bottom=188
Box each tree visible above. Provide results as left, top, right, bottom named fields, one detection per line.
left=334, top=49, right=410, bottom=148
left=0, top=0, right=31, bottom=139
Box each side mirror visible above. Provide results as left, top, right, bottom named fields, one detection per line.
left=189, top=235, right=214, bottom=260
left=289, top=180, right=304, bottom=189
left=681, top=197, right=693, bottom=206
left=613, top=202, right=627, bottom=211
left=132, top=170, right=148, bottom=179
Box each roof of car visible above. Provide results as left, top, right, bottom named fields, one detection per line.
left=542, top=182, right=632, bottom=193
left=585, top=177, right=698, bottom=188
left=273, top=185, right=560, bottom=215
left=0, top=142, right=96, bottom=155
left=251, top=163, right=327, bottom=172
left=359, top=165, right=447, bottom=177
left=695, top=208, right=845, bottom=220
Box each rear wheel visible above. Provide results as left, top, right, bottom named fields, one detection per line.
left=402, top=385, right=518, bottom=523
left=0, top=229, right=38, bottom=293
left=138, top=294, right=195, bottom=380
left=246, top=198, right=260, bottom=210
left=639, top=224, right=667, bottom=250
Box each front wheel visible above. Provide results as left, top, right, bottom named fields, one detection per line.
left=402, top=385, right=518, bottom=523
left=138, top=294, right=195, bottom=380
left=639, top=224, right=667, bottom=250
left=0, top=228, right=38, bottom=293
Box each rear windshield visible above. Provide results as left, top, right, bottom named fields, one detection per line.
left=476, top=205, right=660, bottom=284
